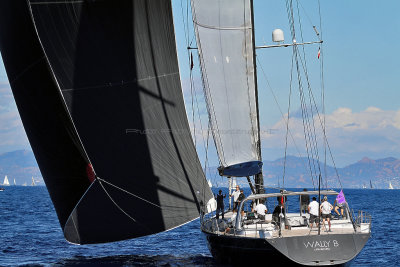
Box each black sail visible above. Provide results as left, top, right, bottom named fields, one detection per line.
left=0, top=0, right=214, bottom=244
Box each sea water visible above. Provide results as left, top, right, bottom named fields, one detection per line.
left=0, top=187, right=398, bottom=266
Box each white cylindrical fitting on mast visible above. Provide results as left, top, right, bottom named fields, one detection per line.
left=272, top=29, right=284, bottom=43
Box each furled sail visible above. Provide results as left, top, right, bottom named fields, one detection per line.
left=191, top=0, right=262, bottom=177
left=0, top=0, right=214, bottom=244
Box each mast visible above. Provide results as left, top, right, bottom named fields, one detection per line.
left=250, top=0, right=263, bottom=194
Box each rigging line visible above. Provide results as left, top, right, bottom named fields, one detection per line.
left=179, top=0, right=189, bottom=45
left=97, top=179, right=158, bottom=234
left=287, top=0, right=316, bottom=189
left=204, top=121, right=211, bottom=186
left=184, top=1, right=210, bottom=165
left=294, top=46, right=343, bottom=188
left=97, top=177, right=161, bottom=209
left=191, top=3, right=226, bottom=167
left=296, top=0, right=316, bottom=33
left=182, top=1, right=197, bottom=148
left=292, top=0, right=322, bottom=186
left=256, top=57, right=310, bottom=174
left=317, top=0, right=328, bottom=188
left=198, top=52, right=225, bottom=167
left=190, top=66, right=196, bottom=146
left=295, top=1, right=323, bottom=182
left=282, top=51, right=295, bottom=188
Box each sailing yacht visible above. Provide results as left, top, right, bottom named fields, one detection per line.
left=389, top=182, right=394, bottom=190
left=3, top=175, right=10, bottom=186
left=191, top=0, right=370, bottom=265
left=31, top=177, right=36, bottom=186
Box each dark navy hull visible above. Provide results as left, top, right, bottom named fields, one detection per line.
left=203, top=230, right=369, bottom=266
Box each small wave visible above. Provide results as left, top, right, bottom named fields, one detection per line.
left=51, top=254, right=227, bottom=266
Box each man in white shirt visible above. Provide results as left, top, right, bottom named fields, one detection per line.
left=230, top=186, right=241, bottom=212
left=308, top=197, right=319, bottom=229
left=253, top=200, right=268, bottom=220
left=320, top=196, right=333, bottom=232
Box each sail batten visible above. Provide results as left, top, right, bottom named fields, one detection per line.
left=192, top=0, right=261, bottom=175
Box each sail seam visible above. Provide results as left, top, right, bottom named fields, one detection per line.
left=61, top=72, right=180, bottom=92
left=30, top=1, right=83, bottom=5
left=193, top=21, right=251, bottom=31
left=9, top=56, right=45, bottom=84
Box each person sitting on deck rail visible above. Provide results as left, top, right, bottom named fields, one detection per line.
left=333, top=190, right=347, bottom=219
left=320, top=196, right=333, bottom=232
left=308, top=196, right=319, bottom=229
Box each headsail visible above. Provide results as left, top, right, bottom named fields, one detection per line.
left=191, top=0, right=262, bottom=177
left=0, top=0, right=214, bottom=244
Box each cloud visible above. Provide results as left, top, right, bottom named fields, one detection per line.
left=261, top=107, right=400, bottom=166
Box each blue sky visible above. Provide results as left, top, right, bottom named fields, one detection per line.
left=1, top=0, right=400, bottom=168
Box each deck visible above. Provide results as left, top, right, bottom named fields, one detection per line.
left=202, top=211, right=370, bottom=239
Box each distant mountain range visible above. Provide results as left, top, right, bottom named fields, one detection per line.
left=261, top=156, right=399, bottom=189
left=0, top=150, right=42, bottom=186
left=0, top=150, right=398, bottom=189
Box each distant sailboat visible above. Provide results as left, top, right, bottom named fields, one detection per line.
left=389, top=182, right=394, bottom=190
left=370, top=180, right=373, bottom=189
left=31, top=177, right=36, bottom=186
left=22, top=182, right=27, bottom=187
left=207, top=179, right=212, bottom=188
left=13, top=178, right=16, bottom=186
left=3, top=175, right=10, bottom=186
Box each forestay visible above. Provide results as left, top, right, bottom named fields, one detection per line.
left=192, top=0, right=261, bottom=176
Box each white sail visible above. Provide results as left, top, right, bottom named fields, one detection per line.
left=13, top=178, right=16, bottom=186
left=3, top=175, right=10, bottom=186
left=31, top=177, right=36, bottom=186
left=207, top=179, right=213, bottom=188
left=192, top=0, right=261, bottom=176
left=389, top=182, right=394, bottom=189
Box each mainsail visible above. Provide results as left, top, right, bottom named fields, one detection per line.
left=0, top=0, right=214, bottom=244
left=3, top=176, right=10, bottom=186
left=191, top=0, right=262, bottom=177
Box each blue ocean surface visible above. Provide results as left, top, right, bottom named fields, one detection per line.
left=0, top=187, right=398, bottom=266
